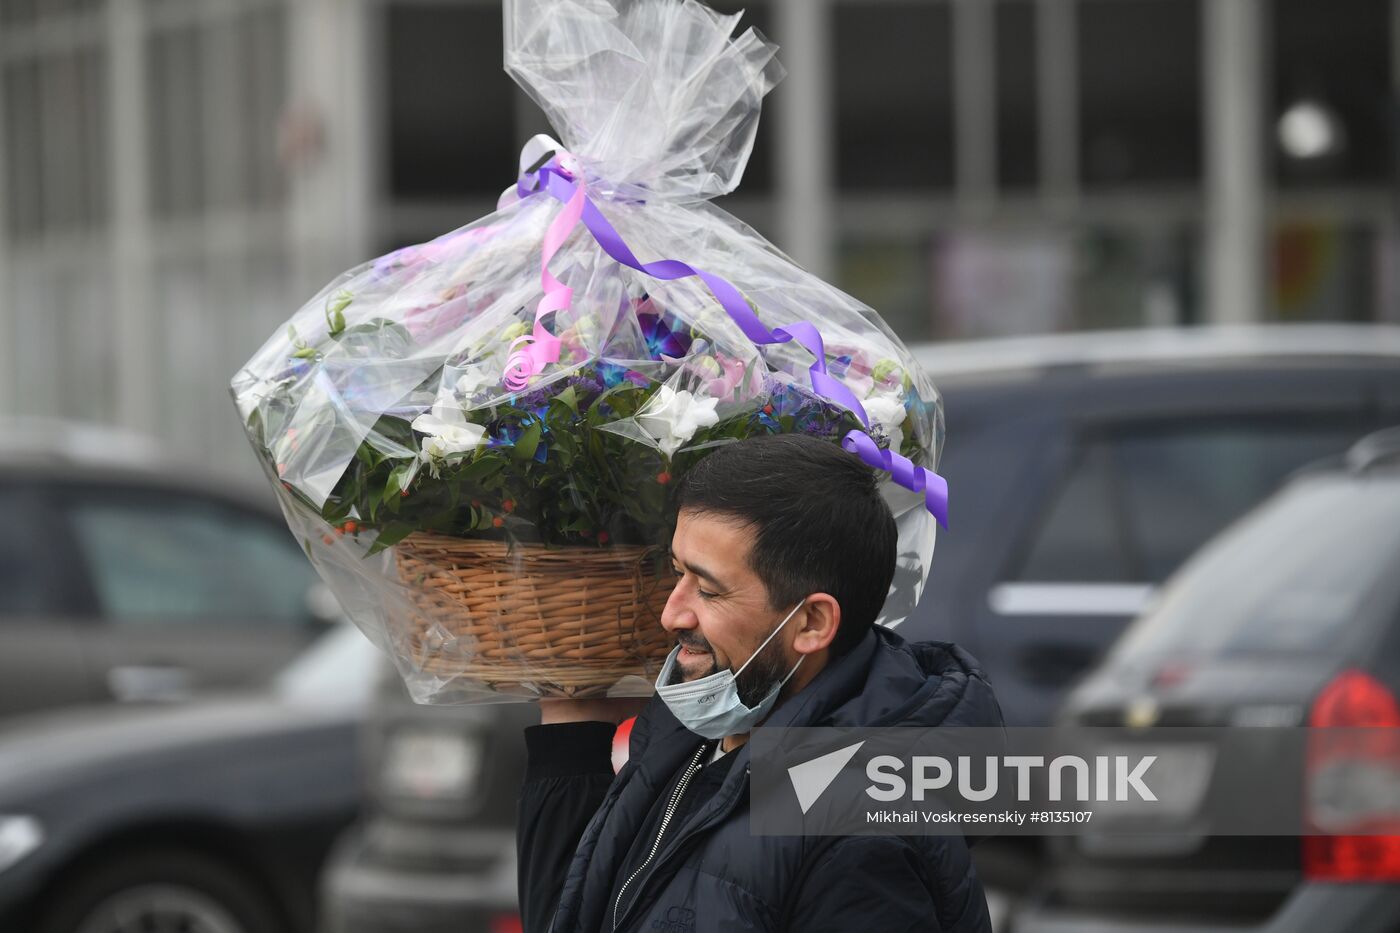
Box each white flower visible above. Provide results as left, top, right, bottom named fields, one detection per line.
left=637, top=385, right=720, bottom=458
left=455, top=367, right=496, bottom=400
left=412, top=398, right=486, bottom=471
left=862, top=393, right=907, bottom=453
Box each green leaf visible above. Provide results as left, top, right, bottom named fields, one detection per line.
left=291, top=347, right=318, bottom=359
left=458, top=456, right=503, bottom=485
left=383, top=463, right=414, bottom=505
left=325, top=291, right=352, bottom=337
left=512, top=421, right=542, bottom=462
left=366, top=521, right=415, bottom=556
left=587, top=383, right=633, bottom=419
left=554, top=385, right=579, bottom=415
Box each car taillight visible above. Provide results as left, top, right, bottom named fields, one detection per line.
left=1304, top=669, right=1400, bottom=882
left=490, top=913, right=523, bottom=933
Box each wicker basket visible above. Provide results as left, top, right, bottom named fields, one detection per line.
left=393, top=532, right=676, bottom=697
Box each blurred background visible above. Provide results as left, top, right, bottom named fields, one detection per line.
left=1, top=0, right=1398, bottom=483
left=2, top=1, right=1400, bottom=933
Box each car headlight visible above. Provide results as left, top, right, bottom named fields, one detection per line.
left=0, top=815, right=44, bottom=874
left=379, top=728, right=483, bottom=804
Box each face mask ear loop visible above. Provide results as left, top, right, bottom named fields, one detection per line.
left=732, top=599, right=806, bottom=680
left=779, top=652, right=805, bottom=685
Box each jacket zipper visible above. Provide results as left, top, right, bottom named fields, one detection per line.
left=611, top=743, right=708, bottom=932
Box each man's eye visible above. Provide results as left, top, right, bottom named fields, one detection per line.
left=672, top=565, right=717, bottom=599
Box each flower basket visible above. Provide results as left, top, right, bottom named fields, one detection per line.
left=393, top=533, right=675, bottom=696
left=230, top=0, right=949, bottom=705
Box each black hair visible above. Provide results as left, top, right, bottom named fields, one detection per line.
left=671, top=433, right=897, bottom=656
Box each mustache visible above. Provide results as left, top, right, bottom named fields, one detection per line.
left=676, top=633, right=712, bottom=653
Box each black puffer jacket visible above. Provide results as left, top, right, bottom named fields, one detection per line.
left=522, top=624, right=1004, bottom=933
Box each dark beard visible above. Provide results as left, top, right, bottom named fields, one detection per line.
left=734, top=630, right=790, bottom=708
left=666, top=630, right=789, bottom=708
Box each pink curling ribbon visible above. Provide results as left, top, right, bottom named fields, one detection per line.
left=502, top=153, right=586, bottom=391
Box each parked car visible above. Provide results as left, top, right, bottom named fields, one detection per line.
left=0, top=418, right=341, bottom=718
left=321, top=325, right=1400, bottom=931
left=317, top=675, right=534, bottom=933
left=1017, top=426, right=1400, bottom=933
left=0, top=620, right=380, bottom=933
left=914, top=324, right=1400, bottom=728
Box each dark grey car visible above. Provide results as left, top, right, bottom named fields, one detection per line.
left=0, top=621, right=380, bottom=933
left=1016, top=429, right=1400, bottom=932
left=322, top=326, right=1400, bottom=931
left=913, top=326, right=1400, bottom=728
left=0, top=420, right=340, bottom=718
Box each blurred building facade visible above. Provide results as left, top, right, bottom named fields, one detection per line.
left=1, top=0, right=1398, bottom=478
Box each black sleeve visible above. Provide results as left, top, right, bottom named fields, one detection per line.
left=516, top=721, right=618, bottom=933
left=784, top=836, right=990, bottom=933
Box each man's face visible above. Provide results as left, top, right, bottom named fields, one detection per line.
left=661, top=509, right=796, bottom=706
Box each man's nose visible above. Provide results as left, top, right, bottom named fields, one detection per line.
left=660, top=583, right=696, bottom=634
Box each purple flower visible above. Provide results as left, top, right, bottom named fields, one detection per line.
left=510, top=372, right=604, bottom=412
left=635, top=297, right=694, bottom=360
left=598, top=362, right=651, bottom=389
left=750, top=380, right=853, bottom=439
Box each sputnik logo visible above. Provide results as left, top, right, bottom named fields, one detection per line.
left=787, top=741, right=865, bottom=814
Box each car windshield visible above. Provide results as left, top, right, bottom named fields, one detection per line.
left=1109, top=472, right=1400, bottom=662
left=271, top=622, right=387, bottom=706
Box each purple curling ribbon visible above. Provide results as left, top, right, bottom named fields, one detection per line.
left=512, top=150, right=948, bottom=527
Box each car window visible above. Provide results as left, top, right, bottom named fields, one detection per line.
left=1110, top=475, right=1400, bottom=661
left=1014, top=444, right=1132, bottom=583
left=63, top=489, right=319, bottom=626
left=0, top=484, right=60, bottom=616
left=1111, top=419, right=1372, bottom=580
left=1014, top=417, right=1371, bottom=585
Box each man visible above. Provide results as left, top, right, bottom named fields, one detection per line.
left=517, top=433, right=1002, bottom=932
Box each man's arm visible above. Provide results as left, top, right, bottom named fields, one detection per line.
left=782, top=835, right=990, bottom=933
left=517, top=698, right=647, bottom=933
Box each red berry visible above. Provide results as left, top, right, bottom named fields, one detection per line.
left=321, top=534, right=334, bottom=545
left=400, top=489, right=410, bottom=498
left=334, top=526, right=345, bottom=536
left=763, top=404, right=773, bottom=415
left=492, top=516, right=504, bottom=528
left=597, top=531, right=610, bottom=544
left=656, top=471, right=671, bottom=485
left=344, top=521, right=358, bottom=534
left=502, top=499, right=516, bottom=513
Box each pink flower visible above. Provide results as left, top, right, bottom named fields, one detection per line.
left=702, top=355, right=745, bottom=398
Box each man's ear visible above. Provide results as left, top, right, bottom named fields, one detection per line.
left=795, top=593, right=841, bottom=655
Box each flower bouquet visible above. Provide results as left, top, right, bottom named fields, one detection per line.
left=231, top=0, right=948, bottom=704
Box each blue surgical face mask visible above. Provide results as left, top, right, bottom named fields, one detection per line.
left=654, top=599, right=807, bottom=740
